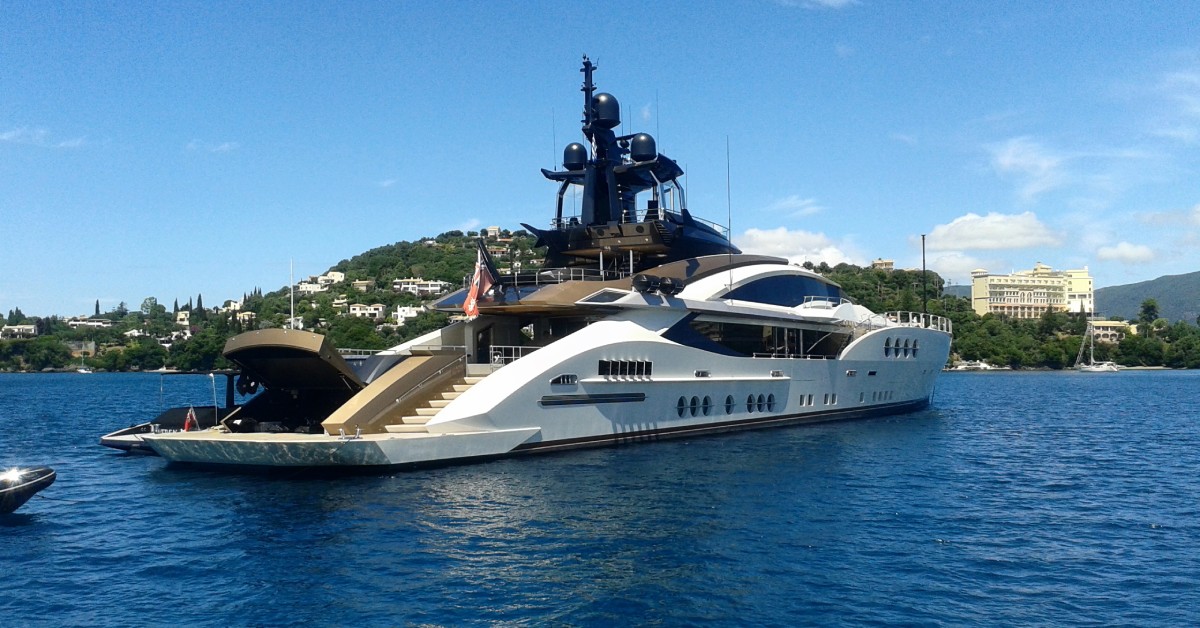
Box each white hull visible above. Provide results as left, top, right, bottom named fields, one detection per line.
left=143, top=310, right=950, bottom=469
left=1078, top=362, right=1120, bottom=373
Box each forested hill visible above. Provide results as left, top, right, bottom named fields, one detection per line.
left=1097, top=271, right=1200, bottom=323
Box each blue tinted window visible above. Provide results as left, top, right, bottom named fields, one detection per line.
left=723, top=274, right=844, bottom=307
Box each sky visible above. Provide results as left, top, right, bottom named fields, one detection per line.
left=3, top=1, right=1199, bottom=317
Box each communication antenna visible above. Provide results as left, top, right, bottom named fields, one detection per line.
left=656, top=90, right=660, bottom=145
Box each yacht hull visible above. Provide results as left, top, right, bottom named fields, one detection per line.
left=141, top=318, right=947, bottom=471
left=141, top=399, right=929, bottom=471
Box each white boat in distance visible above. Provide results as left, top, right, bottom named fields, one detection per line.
left=139, top=58, right=952, bottom=470
left=1076, top=323, right=1121, bottom=373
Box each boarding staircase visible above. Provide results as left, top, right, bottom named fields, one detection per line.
left=383, top=376, right=486, bottom=434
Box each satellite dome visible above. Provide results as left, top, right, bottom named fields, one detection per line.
left=630, top=133, right=656, bottom=162
left=592, top=93, right=620, bottom=129
left=563, top=143, right=587, bottom=170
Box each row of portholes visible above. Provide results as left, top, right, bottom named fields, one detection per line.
left=884, top=337, right=919, bottom=358
left=674, top=393, right=779, bottom=418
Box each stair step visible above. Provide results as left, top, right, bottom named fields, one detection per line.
left=463, top=377, right=485, bottom=384
left=452, top=384, right=474, bottom=392
left=402, top=415, right=431, bottom=425
left=428, top=399, right=451, bottom=408
left=385, top=424, right=428, bottom=433
left=415, top=407, right=440, bottom=417
left=439, top=391, right=462, bottom=400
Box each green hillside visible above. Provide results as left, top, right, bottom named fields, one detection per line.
left=1097, top=271, right=1200, bottom=323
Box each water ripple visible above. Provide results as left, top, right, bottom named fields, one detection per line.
left=2, top=371, right=1199, bottom=625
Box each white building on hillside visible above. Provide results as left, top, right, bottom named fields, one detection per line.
left=971, top=263, right=1094, bottom=319
left=393, top=278, right=453, bottom=296
left=348, top=303, right=385, bottom=319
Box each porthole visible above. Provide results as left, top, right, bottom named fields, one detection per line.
left=676, top=396, right=687, bottom=418
left=746, top=394, right=756, bottom=413
left=725, top=395, right=736, bottom=414
left=912, top=340, right=919, bottom=358
left=884, top=337, right=892, bottom=357
left=767, top=393, right=776, bottom=412
left=756, top=394, right=766, bottom=412
left=702, top=396, right=713, bottom=416
left=903, top=338, right=911, bottom=358
left=690, top=396, right=700, bottom=417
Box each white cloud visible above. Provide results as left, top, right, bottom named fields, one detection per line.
left=1, top=127, right=83, bottom=148
left=889, top=132, right=918, bottom=145
left=987, top=136, right=1066, bottom=201
left=458, top=218, right=481, bottom=232
left=1096, top=242, right=1155, bottom=263
left=1147, top=68, right=1200, bottom=144
left=639, top=104, right=652, bottom=122
left=762, top=194, right=823, bottom=217
left=378, top=179, right=397, bottom=188
left=835, top=44, right=855, bottom=58
left=1, top=127, right=48, bottom=144
left=926, top=211, right=1060, bottom=251
left=774, top=0, right=859, bottom=8
left=927, top=251, right=988, bottom=283
left=734, top=226, right=858, bottom=266
left=1161, top=70, right=1200, bottom=116
left=187, top=139, right=240, bottom=153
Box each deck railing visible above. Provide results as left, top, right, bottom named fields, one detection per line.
left=880, top=311, right=953, bottom=333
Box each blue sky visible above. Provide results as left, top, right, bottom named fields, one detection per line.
left=3, top=1, right=1199, bottom=317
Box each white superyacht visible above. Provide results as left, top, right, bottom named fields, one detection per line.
left=140, top=58, right=952, bottom=470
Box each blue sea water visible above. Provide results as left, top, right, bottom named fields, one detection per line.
left=1, top=370, right=1198, bottom=626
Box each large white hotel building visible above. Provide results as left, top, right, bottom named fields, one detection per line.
left=970, top=263, right=1094, bottom=319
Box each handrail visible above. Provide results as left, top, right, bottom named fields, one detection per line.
left=879, top=311, right=954, bottom=333
left=391, top=354, right=468, bottom=410
left=464, top=266, right=628, bottom=290
left=338, top=348, right=383, bottom=357
left=488, top=345, right=539, bottom=365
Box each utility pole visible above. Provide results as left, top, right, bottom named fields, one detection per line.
left=921, top=234, right=928, bottom=320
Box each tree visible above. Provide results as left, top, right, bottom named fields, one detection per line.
left=1138, top=299, right=1160, bottom=329
left=94, top=300, right=100, bottom=316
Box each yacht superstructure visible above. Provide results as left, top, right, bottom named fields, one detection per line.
left=140, top=58, right=952, bottom=470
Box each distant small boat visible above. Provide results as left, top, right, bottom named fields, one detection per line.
left=1, top=466, right=56, bottom=514
left=1076, top=323, right=1121, bottom=373
left=951, top=360, right=1010, bottom=371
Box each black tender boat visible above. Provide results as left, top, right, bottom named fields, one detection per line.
left=1, top=466, right=56, bottom=514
